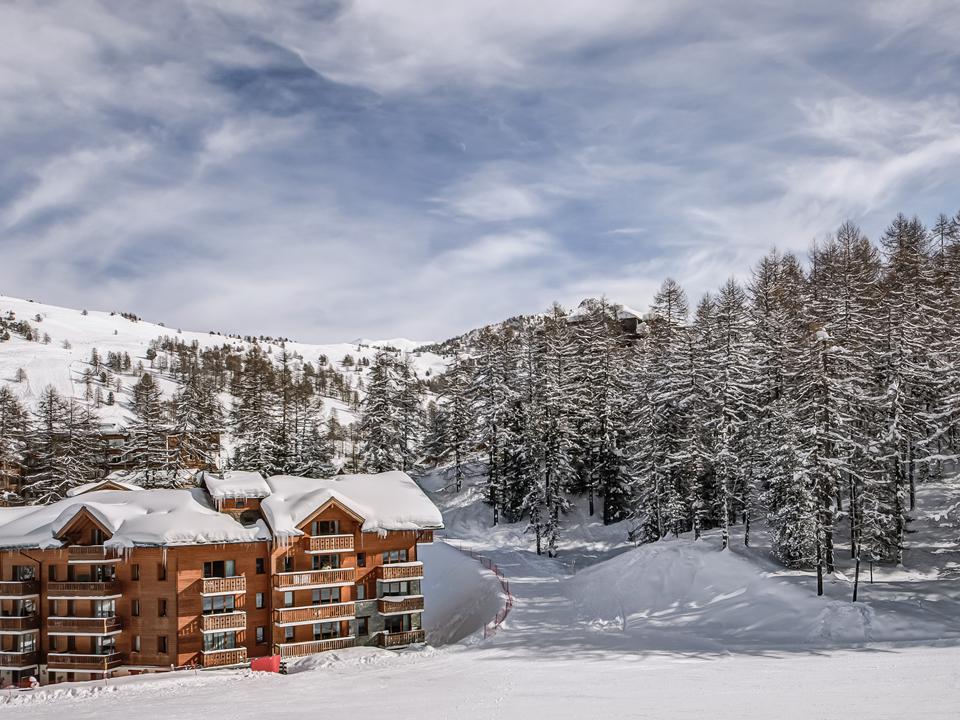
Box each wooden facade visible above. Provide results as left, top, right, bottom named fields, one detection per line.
left=0, top=488, right=433, bottom=687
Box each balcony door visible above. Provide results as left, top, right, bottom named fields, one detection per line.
left=203, top=560, right=235, bottom=578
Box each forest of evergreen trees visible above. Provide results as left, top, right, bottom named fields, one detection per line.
left=364, top=212, right=960, bottom=583
left=1, top=211, right=958, bottom=586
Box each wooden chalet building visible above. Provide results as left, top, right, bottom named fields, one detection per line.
left=0, top=470, right=441, bottom=687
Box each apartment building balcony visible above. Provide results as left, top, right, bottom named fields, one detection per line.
left=277, top=636, right=355, bottom=659
left=417, top=530, right=435, bottom=544
left=201, top=647, right=248, bottom=668
left=47, top=581, right=121, bottom=599
left=0, top=651, right=38, bottom=669
left=376, top=629, right=426, bottom=648
left=47, top=652, right=123, bottom=672
left=47, top=616, right=122, bottom=635
left=274, top=602, right=355, bottom=626
left=274, top=568, right=354, bottom=591
left=306, top=534, right=354, bottom=553
left=67, top=545, right=121, bottom=563
left=0, top=614, right=40, bottom=632
left=376, top=562, right=424, bottom=582
left=201, top=611, right=247, bottom=633
left=0, top=580, right=39, bottom=598
left=200, top=576, right=246, bottom=596
left=377, top=596, right=424, bottom=616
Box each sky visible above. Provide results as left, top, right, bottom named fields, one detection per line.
left=1, top=1, right=959, bottom=342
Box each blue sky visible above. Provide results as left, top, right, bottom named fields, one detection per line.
left=1, top=1, right=959, bottom=341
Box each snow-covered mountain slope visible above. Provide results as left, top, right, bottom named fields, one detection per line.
left=0, top=294, right=448, bottom=426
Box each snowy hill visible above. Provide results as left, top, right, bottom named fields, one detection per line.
left=0, top=294, right=448, bottom=429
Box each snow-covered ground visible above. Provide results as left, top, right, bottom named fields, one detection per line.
left=5, top=466, right=960, bottom=718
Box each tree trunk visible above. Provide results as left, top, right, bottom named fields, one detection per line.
left=852, top=555, right=861, bottom=602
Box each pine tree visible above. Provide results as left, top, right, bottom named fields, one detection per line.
left=231, top=347, right=278, bottom=474
left=169, top=372, right=225, bottom=473
left=129, top=372, right=172, bottom=486
left=360, top=350, right=403, bottom=473
left=0, top=387, right=29, bottom=502
left=441, top=352, right=474, bottom=491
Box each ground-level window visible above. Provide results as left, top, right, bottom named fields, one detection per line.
left=312, top=621, right=341, bottom=640
left=158, top=636, right=168, bottom=654
left=384, top=613, right=421, bottom=634
left=356, top=617, right=368, bottom=637
left=203, top=631, right=237, bottom=652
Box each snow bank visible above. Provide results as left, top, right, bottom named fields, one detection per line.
left=421, top=541, right=504, bottom=644
left=567, top=536, right=959, bottom=649
left=262, top=472, right=443, bottom=537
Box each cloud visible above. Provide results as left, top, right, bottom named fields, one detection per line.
left=0, top=1, right=958, bottom=340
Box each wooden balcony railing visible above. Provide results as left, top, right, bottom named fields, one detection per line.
left=378, top=596, right=424, bottom=615
left=274, top=568, right=354, bottom=589
left=68, top=545, right=120, bottom=561
left=0, top=580, right=39, bottom=597
left=201, top=612, right=247, bottom=632
left=200, top=576, right=246, bottom=595
left=47, top=616, right=122, bottom=634
left=278, top=636, right=355, bottom=659
left=47, top=652, right=123, bottom=671
left=376, top=562, right=424, bottom=581
left=306, top=534, right=354, bottom=553
left=274, top=603, right=354, bottom=625
left=0, top=615, right=40, bottom=631
left=377, top=629, right=425, bottom=648
left=201, top=647, right=247, bottom=668
left=0, top=651, right=38, bottom=668
left=47, top=581, right=120, bottom=598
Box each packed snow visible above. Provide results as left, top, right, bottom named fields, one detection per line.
left=4, top=468, right=959, bottom=718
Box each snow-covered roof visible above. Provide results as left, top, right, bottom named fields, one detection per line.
left=203, top=470, right=271, bottom=500
left=0, top=489, right=269, bottom=549
left=261, top=471, right=444, bottom=538
left=66, top=478, right=141, bottom=497
left=0, top=471, right=441, bottom=549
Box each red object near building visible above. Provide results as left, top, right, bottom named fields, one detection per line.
left=250, top=655, right=281, bottom=673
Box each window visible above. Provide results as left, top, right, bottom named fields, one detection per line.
left=384, top=614, right=420, bottom=634
left=255, top=592, right=265, bottom=610
left=356, top=553, right=366, bottom=568
left=380, top=581, right=417, bottom=598
left=158, top=636, right=168, bottom=654
left=12, top=565, right=35, bottom=581
left=48, top=565, right=57, bottom=581
left=233, top=498, right=246, bottom=508
left=312, top=621, right=340, bottom=640
left=283, top=592, right=293, bottom=608
left=282, top=556, right=294, bottom=573
left=91, top=528, right=105, bottom=545
left=312, top=554, right=339, bottom=570
left=310, top=520, right=338, bottom=536
left=382, top=549, right=409, bottom=565
left=131, top=564, right=140, bottom=581
left=133, top=635, right=141, bottom=653
left=203, top=631, right=237, bottom=652
left=203, top=595, right=235, bottom=615
left=284, top=626, right=294, bottom=642
left=311, top=588, right=340, bottom=605
left=157, top=564, right=167, bottom=581
left=203, top=560, right=235, bottom=578
left=256, top=626, right=266, bottom=644
left=255, top=558, right=265, bottom=575
left=356, top=584, right=366, bottom=601
left=94, top=600, right=115, bottom=618
left=356, top=617, right=368, bottom=637
left=132, top=599, right=140, bottom=617
left=157, top=598, right=168, bottom=617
